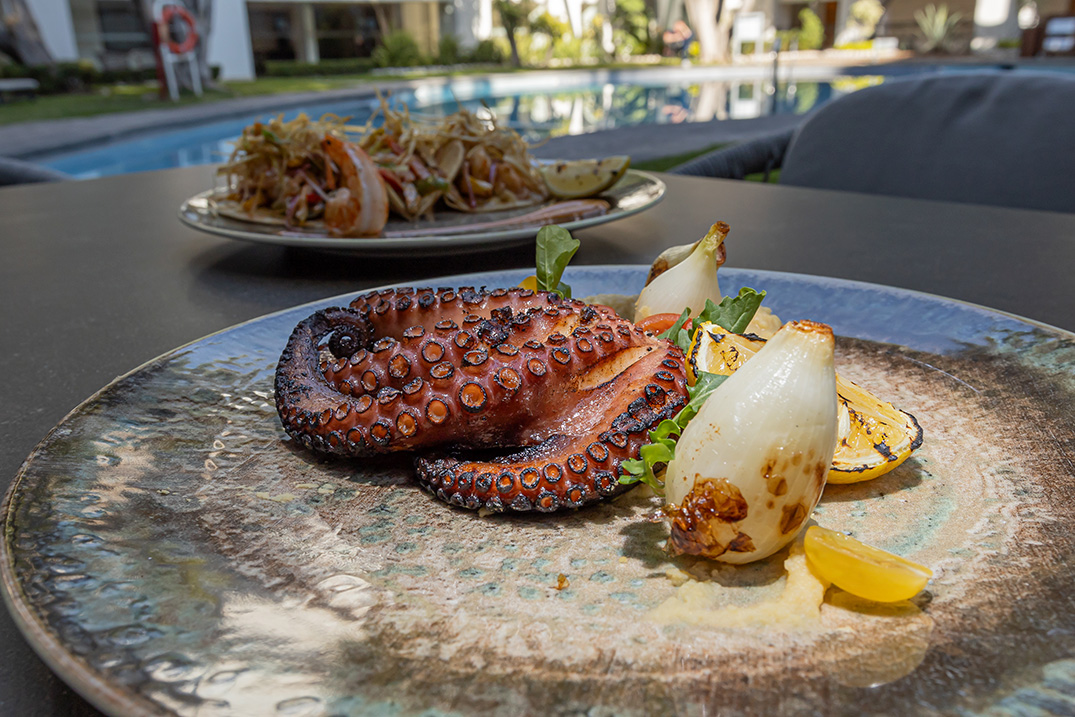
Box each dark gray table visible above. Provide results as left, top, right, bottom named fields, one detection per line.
left=3, top=166, right=1074, bottom=715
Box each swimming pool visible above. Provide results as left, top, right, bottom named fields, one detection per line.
left=37, top=69, right=846, bottom=179
left=39, top=63, right=1063, bottom=178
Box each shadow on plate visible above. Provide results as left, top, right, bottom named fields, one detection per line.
left=819, top=457, right=926, bottom=504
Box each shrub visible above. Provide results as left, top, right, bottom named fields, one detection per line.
left=612, top=0, right=655, bottom=55
left=774, top=29, right=798, bottom=50
left=798, top=8, right=825, bottom=50
left=914, top=4, right=962, bottom=53
left=0, top=61, right=158, bottom=93
left=468, top=39, right=505, bottom=64
left=373, top=30, right=426, bottom=68
left=513, top=31, right=542, bottom=66
left=263, top=57, right=376, bottom=77
left=530, top=11, right=569, bottom=39
left=437, top=34, right=463, bottom=65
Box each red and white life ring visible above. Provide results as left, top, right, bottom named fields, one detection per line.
left=161, top=4, right=198, bottom=55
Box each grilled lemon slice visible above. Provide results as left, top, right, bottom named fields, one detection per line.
left=542, top=156, right=630, bottom=199
left=830, top=375, right=923, bottom=483
left=686, top=325, right=765, bottom=385
left=685, top=322, right=923, bottom=483
left=804, top=526, right=932, bottom=602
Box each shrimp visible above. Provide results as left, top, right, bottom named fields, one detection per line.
left=321, top=136, right=389, bottom=237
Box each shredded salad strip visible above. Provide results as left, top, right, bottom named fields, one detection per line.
left=218, top=97, right=549, bottom=229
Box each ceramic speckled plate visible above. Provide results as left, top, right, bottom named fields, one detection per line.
left=4, top=266, right=1075, bottom=717
left=177, top=170, right=664, bottom=254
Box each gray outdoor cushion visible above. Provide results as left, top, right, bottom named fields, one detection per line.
left=0, top=157, right=70, bottom=186
left=671, top=128, right=795, bottom=180
left=779, top=71, right=1075, bottom=213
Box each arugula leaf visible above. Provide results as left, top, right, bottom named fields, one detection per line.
left=621, top=287, right=768, bottom=494
left=679, top=371, right=728, bottom=423
left=535, top=226, right=580, bottom=299
left=673, top=326, right=693, bottom=355
left=620, top=419, right=680, bottom=492
left=658, top=308, right=692, bottom=353
left=696, top=288, right=767, bottom=334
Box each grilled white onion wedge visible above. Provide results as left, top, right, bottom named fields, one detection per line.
left=685, top=324, right=923, bottom=483
left=635, top=222, right=728, bottom=321
left=664, top=320, right=838, bottom=564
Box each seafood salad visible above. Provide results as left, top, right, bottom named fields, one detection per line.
left=360, top=98, right=549, bottom=219
left=217, top=100, right=555, bottom=238
left=217, top=113, right=389, bottom=237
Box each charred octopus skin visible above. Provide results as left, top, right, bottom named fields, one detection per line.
left=274, top=286, right=689, bottom=512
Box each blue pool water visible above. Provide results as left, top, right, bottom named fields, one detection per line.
left=37, top=74, right=842, bottom=179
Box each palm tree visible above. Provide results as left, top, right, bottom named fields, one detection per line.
left=914, top=4, right=962, bottom=53
left=0, top=0, right=54, bottom=66
left=494, top=0, right=534, bottom=67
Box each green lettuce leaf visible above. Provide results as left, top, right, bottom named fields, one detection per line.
left=619, top=370, right=728, bottom=492
left=619, top=287, right=767, bottom=493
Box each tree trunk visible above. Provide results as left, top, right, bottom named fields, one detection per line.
left=600, top=0, right=616, bottom=58
left=373, top=5, right=392, bottom=38
left=506, top=30, right=521, bottom=66
left=684, top=0, right=723, bottom=62
left=0, top=0, right=54, bottom=66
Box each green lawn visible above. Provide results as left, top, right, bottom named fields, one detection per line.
left=0, top=83, right=234, bottom=125
left=218, top=75, right=377, bottom=97
left=0, top=76, right=381, bottom=126
left=633, top=145, right=779, bottom=182
left=631, top=144, right=728, bottom=173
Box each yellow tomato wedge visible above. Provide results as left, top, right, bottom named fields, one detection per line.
left=804, top=526, right=932, bottom=603
left=518, top=275, right=538, bottom=290
left=685, top=322, right=923, bottom=483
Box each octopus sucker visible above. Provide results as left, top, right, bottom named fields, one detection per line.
left=275, top=287, right=689, bottom=512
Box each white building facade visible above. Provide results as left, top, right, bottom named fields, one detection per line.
left=28, top=0, right=460, bottom=80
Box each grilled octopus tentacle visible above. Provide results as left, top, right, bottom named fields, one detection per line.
left=274, top=287, right=689, bottom=512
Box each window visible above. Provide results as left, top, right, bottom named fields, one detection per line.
left=96, top=0, right=151, bottom=52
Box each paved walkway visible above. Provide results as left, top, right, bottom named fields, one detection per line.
left=0, top=64, right=852, bottom=164
left=0, top=83, right=412, bottom=159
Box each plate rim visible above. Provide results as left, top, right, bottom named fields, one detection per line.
left=176, top=169, right=666, bottom=252
left=3, top=265, right=1073, bottom=717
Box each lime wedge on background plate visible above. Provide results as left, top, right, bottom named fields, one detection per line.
left=542, top=156, right=631, bottom=199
